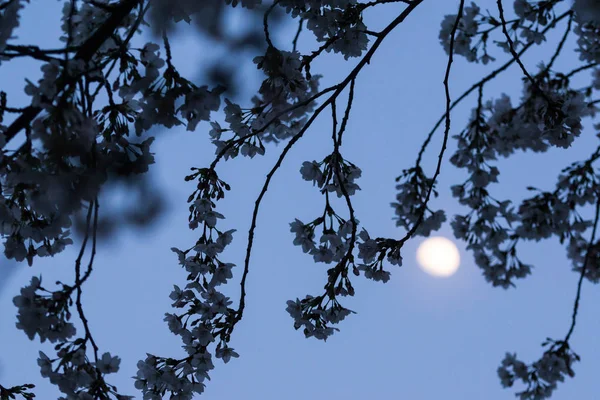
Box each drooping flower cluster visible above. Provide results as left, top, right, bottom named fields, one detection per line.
left=498, top=341, right=580, bottom=400
left=287, top=146, right=404, bottom=341
left=36, top=349, right=127, bottom=400
left=392, top=166, right=446, bottom=237
left=134, top=167, right=241, bottom=399
left=300, top=154, right=361, bottom=197
left=13, top=276, right=76, bottom=343
left=446, top=63, right=596, bottom=289
left=13, top=277, right=129, bottom=398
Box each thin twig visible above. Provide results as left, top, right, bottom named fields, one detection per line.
left=564, top=195, right=600, bottom=343
left=565, top=62, right=599, bottom=78
left=292, top=18, right=303, bottom=52
left=74, top=200, right=100, bottom=362
left=543, top=13, right=573, bottom=74
left=496, top=0, right=536, bottom=85
left=398, top=0, right=465, bottom=244
left=337, top=78, right=355, bottom=147
left=496, top=0, right=553, bottom=105
left=263, top=0, right=280, bottom=49
left=233, top=96, right=332, bottom=327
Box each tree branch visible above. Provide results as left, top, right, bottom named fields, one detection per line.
left=564, top=195, right=600, bottom=343
left=415, top=10, right=571, bottom=168
left=229, top=0, right=424, bottom=329
left=1, top=0, right=141, bottom=148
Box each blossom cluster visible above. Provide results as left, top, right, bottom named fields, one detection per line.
left=439, top=0, right=557, bottom=64
left=0, top=0, right=24, bottom=57
left=279, top=0, right=369, bottom=59
left=498, top=341, right=580, bottom=400
left=447, top=62, right=597, bottom=287
left=285, top=228, right=403, bottom=341
left=37, top=349, right=127, bottom=400
left=13, top=276, right=76, bottom=343
left=573, top=0, right=600, bottom=25
left=287, top=149, right=404, bottom=341
left=300, top=154, right=361, bottom=197
left=13, top=277, right=128, bottom=398
left=392, top=166, right=447, bottom=237
left=134, top=168, right=241, bottom=399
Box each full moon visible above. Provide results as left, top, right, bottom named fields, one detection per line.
left=416, top=236, right=460, bottom=277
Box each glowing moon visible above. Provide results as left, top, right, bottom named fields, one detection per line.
left=416, top=236, right=460, bottom=277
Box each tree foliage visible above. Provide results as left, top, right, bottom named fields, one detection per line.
left=1, top=0, right=599, bottom=399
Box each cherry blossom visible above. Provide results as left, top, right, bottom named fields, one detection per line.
left=2, top=1, right=600, bottom=399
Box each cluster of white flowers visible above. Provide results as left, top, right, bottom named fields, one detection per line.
left=287, top=153, right=361, bottom=340
left=13, top=277, right=128, bottom=398
left=573, top=0, right=600, bottom=25
left=448, top=98, right=532, bottom=287
left=511, top=0, right=556, bottom=45
left=493, top=85, right=589, bottom=152
left=574, top=18, right=600, bottom=63
left=280, top=0, right=369, bottom=59
left=37, top=350, right=126, bottom=400
left=392, top=167, right=446, bottom=237
left=1, top=7, right=225, bottom=263
left=284, top=228, right=402, bottom=341
left=285, top=295, right=354, bottom=341
left=149, top=0, right=261, bottom=27
left=207, top=49, right=322, bottom=162
left=290, top=217, right=352, bottom=263
left=567, top=234, right=600, bottom=283
left=2, top=1, right=231, bottom=397
left=287, top=147, right=405, bottom=340
left=498, top=342, right=579, bottom=400
left=0, top=0, right=24, bottom=57
left=299, top=154, right=361, bottom=197
left=439, top=2, right=480, bottom=62
left=435, top=2, right=600, bottom=396
left=446, top=60, right=597, bottom=289
left=356, top=229, right=403, bottom=280
left=13, top=276, right=76, bottom=343
left=59, top=1, right=120, bottom=51
left=133, top=167, right=242, bottom=399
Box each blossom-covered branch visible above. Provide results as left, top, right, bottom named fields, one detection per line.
left=3, top=0, right=600, bottom=399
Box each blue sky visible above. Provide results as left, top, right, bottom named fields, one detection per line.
left=1, top=1, right=599, bottom=399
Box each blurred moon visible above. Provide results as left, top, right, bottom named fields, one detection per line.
left=416, top=236, right=460, bottom=277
